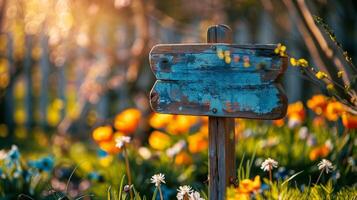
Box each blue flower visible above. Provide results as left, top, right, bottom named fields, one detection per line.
left=29, top=156, right=54, bottom=172
left=22, top=169, right=33, bottom=182
left=97, top=149, right=108, bottom=158
left=261, top=183, right=269, bottom=191
left=274, top=167, right=288, bottom=180
left=5, top=145, right=20, bottom=168
left=154, top=184, right=175, bottom=200
left=88, top=171, right=104, bottom=182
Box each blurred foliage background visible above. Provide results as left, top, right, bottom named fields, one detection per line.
left=0, top=0, right=356, bottom=141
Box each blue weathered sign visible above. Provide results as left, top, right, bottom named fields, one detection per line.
left=149, top=44, right=287, bottom=119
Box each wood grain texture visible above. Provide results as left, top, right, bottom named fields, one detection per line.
left=150, top=44, right=284, bottom=83
left=151, top=81, right=286, bottom=119
left=149, top=43, right=288, bottom=119
left=207, top=24, right=235, bottom=200
left=209, top=117, right=235, bottom=200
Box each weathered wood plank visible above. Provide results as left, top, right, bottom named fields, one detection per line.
left=150, top=80, right=287, bottom=119
left=209, top=117, right=235, bottom=200
left=150, top=44, right=286, bottom=83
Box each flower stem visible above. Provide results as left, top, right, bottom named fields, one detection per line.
left=269, top=169, right=272, bottom=183
left=123, top=146, right=133, bottom=200
left=315, top=170, right=324, bottom=185
left=158, top=185, right=164, bottom=200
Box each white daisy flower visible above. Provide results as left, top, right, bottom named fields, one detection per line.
left=189, top=191, right=204, bottom=200
left=318, top=159, right=334, bottom=174
left=177, top=185, right=193, bottom=200
left=115, top=136, right=131, bottom=148
left=150, top=173, right=166, bottom=187
left=261, top=158, right=278, bottom=172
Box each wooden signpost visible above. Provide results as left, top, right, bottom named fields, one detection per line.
left=149, top=24, right=287, bottom=200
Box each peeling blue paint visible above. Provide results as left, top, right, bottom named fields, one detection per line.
left=153, top=80, right=282, bottom=117
left=149, top=44, right=287, bottom=118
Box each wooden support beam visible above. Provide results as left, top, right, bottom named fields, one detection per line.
left=207, top=24, right=236, bottom=200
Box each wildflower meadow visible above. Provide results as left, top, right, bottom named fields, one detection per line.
left=0, top=0, right=356, bottom=200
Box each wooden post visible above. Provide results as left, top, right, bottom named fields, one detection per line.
left=149, top=23, right=287, bottom=200
left=207, top=25, right=236, bottom=200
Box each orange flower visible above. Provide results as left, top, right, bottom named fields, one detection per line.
left=148, top=131, right=172, bottom=150
left=313, top=116, right=326, bottom=127
left=324, top=101, right=345, bottom=121
left=287, top=101, right=305, bottom=122
left=188, top=132, right=208, bottom=153
left=238, top=176, right=261, bottom=194
left=113, top=131, right=126, bottom=140
left=92, top=125, right=113, bottom=142
left=114, top=108, right=141, bottom=134
left=199, top=124, right=208, bottom=136
left=99, top=140, right=121, bottom=154
left=272, top=119, right=285, bottom=127
left=307, top=95, right=328, bottom=115
left=174, top=151, right=192, bottom=165
left=201, top=116, right=209, bottom=125
left=342, top=113, right=357, bottom=129
left=235, top=119, right=246, bottom=138
left=149, top=113, right=174, bottom=129
left=227, top=191, right=249, bottom=200
left=166, top=115, right=198, bottom=135
left=309, top=145, right=330, bottom=161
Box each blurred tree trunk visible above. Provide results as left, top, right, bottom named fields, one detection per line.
left=126, top=0, right=149, bottom=82
left=5, top=32, right=14, bottom=138
left=40, top=33, right=50, bottom=128
left=24, top=34, right=33, bottom=130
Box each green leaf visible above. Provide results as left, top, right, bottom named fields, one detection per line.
left=108, top=186, right=112, bottom=200
left=118, top=175, right=126, bottom=200
left=281, top=171, right=304, bottom=186
left=151, top=187, right=158, bottom=200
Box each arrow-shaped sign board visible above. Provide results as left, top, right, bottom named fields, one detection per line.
left=149, top=44, right=287, bottom=119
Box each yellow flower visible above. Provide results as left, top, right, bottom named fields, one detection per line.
left=166, top=115, right=198, bottom=135
left=149, top=113, right=174, bottom=129
left=148, top=131, right=172, bottom=150
left=309, top=145, right=330, bottom=161
left=297, top=58, right=308, bottom=67
left=287, top=101, right=305, bottom=122
left=325, top=101, right=345, bottom=121
left=315, top=71, right=328, bottom=79
left=188, top=132, right=208, bottom=154
left=326, top=84, right=334, bottom=90
left=274, top=43, right=287, bottom=56
left=307, top=95, right=328, bottom=115
left=99, top=155, right=114, bottom=167
left=174, top=151, right=192, bottom=165
left=290, top=58, right=308, bottom=67
left=337, top=71, right=344, bottom=78
left=114, top=108, right=141, bottom=134
left=238, top=176, right=261, bottom=194
left=99, top=140, right=121, bottom=154
left=92, top=125, right=113, bottom=142
left=290, top=58, right=297, bottom=66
